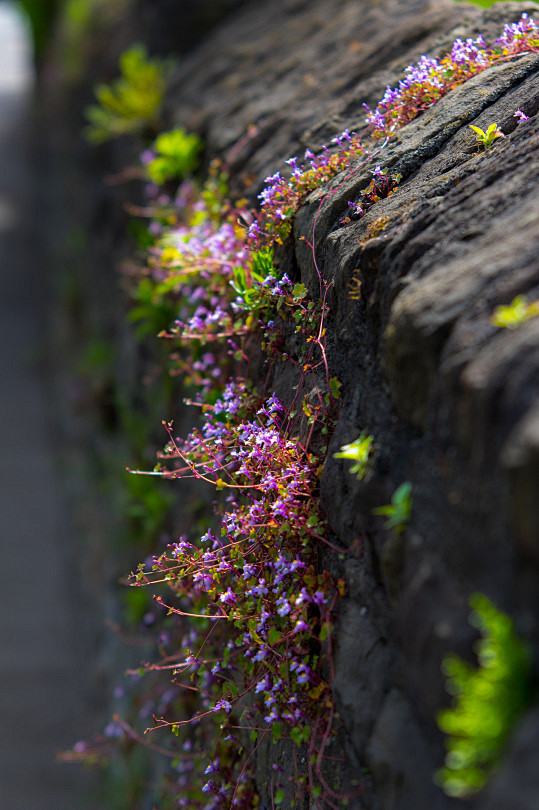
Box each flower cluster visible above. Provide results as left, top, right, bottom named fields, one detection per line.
left=79, top=13, right=538, bottom=809
left=150, top=207, right=246, bottom=344
left=494, top=12, right=539, bottom=55
left=127, top=384, right=341, bottom=807
left=364, top=14, right=538, bottom=138
left=109, top=162, right=343, bottom=806
left=248, top=14, right=538, bottom=255
left=340, top=165, right=402, bottom=224
left=249, top=130, right=367, bottom=246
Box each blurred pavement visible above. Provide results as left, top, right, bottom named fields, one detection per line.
left=0, top=4, right=100, bottom=808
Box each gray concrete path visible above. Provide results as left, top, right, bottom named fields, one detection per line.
left=0, top=5, right=100, bottom=808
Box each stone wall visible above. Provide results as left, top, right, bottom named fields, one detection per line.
left=45, top=0, right=539, bottom=808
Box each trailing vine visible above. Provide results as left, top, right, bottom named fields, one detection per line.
left=68, top=14, right=538, bottom=808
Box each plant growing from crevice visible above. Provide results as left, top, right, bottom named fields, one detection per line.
left=74, top=14, right=539, bottom=808
left=333, top=433, right=373, bottom=480
left=85, top=45, right=172, bottom=143
left=491, top=295, right=539, bottom=329
left=340, top=167, right=402, bottom=225
left=372, top=482, right=413, bottom=535
left=469, top=122, right=505, bottom=151
left=143, top=128, right=204, bottom=186
left=363, top=15, right=538, bottom=138
left=436, top=594, right=532, bottom=798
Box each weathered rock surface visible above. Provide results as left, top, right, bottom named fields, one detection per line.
left=161, top=1, right=539, bottom=807
left=46, top=0, right=539, bottom=808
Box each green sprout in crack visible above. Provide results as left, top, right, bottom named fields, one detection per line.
left=491, top=295, right=539, bottom=329
left=333, top=432, right=373, bottom=480
left=436, top=594, right=532, bottom=798
left=372, top=481, right=413, bottom=535
left=469, top=122, right=505, bottom=151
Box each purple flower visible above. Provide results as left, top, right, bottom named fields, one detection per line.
left=257, top=609, right=271, bottom=631
left=213, top=698, right=232, bottom=713
left=264, top=171, right=282, bottom=184
left=193, top=571, right=213, bottom=591
left=255, top=676, right=271, bottom=694
left=347, top=200, right=364, bottom=217
left=247, top=578, right=269, bottom=598
left=219, top=587, right=237, bottom=605
left=450, top=37, right=488, bottom=67
left=495, top=13, right=538, bottom=51
left=364, top=105, right=388, bottom=131
left=264, top=708, right=280, bottom=724
left=104, top=721, right=124, bottom=740
left=276, top=596, right=291, bottom=616
left=515, top=108, right=530, bottom=122
left=242, top=562, right=257, bottom=579
left=294, top=588, right=312, bottom=607
left=140, top=148, right=156, bottom=165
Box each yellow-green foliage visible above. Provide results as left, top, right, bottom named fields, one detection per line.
left=491, top=295, right=539, bottom=329
left=147, top=129, right=203, bottom=185
left=85, top=45, right=170, bottom=143
left=436, top=594, right=531, bottom=798
left=333, top=432, right=373, bottom=480
left=469, top=122, right=505, bottom=151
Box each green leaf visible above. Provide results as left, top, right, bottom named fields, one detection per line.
left=271, top=722, right=282, bottom=741
left=268, top=627, right=281, bottom=645
left=329, top=376, right=342, bottom=399
left=290, top=725, right=310, bottom=745
left=372, top=481, right=412, bottom=534
left=469, top=125, right=486, bottom=137
left=292, top=283, right=307, bottom=301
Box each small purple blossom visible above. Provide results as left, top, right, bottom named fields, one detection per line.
left=213, top=698, right=232, bottom=713
left=450, top=36, right=488, bottom=67
left=140, top=148, right=156, bottom=165
left=276, top=596, right=291, bottom=617
left=219, top=587, right=237, bottom=605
